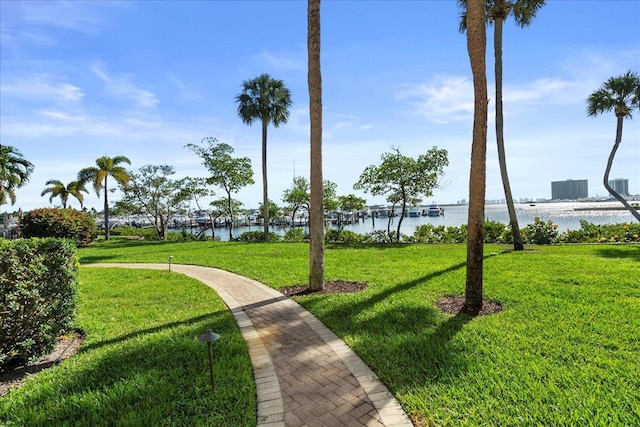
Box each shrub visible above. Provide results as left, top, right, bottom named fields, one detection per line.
left=485, top=220, right=508, bottom=243
left=283, top=227, right=307, bottom=242
left=362, top=229, right=399, bottom=244
left=20, top=208, right=97, bottom=246
left=1, top=238, right=79, bottom=369
left=521, top=217, right=559, bottom=245
left=110, top=226, right=160, bottom=240
left=325, top=229, right=364, bottom=243
left=234, top=230, right=281, bottom=242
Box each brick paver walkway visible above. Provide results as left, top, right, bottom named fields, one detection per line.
left=89, top=263, right=413, bottom=427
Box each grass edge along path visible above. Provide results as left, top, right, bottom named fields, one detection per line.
left=0, top=267, right=256, bottom=427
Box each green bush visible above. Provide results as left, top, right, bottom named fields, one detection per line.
left=1, top=238, right=79, bottom=369
left=20, top=208, right=97, bottom=246
left=560, top=220, right=640, bottom=243
left=325, top=229, right=364, bottom=243
left=110, top=226, right=159, bottom=240
left=234, top=230, right=281, bottom=242
left=283, top=227, right=308, bottom=242
left=521, top=217, right=559, bottom=245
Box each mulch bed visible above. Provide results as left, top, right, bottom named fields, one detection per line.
left=280, top=280, right=367, bottom=296
left=0, top=331, right=85, bottom=396
left=435, top=295, right=503, bottom=316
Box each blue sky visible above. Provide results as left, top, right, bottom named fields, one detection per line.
left=1, top=0, right=639, bottom=212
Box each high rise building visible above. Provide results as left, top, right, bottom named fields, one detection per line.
left=608, top=178, right=629, bottom=196
left=551, top=179, right=588, bottom=200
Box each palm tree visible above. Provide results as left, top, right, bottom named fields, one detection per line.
left=459, top=0, right=545, bottom=251
left=0, top=145, right=34, bottom=207
left=78, top=156, right=131, bottom=240
left=308, top=0, right=324, bottom=290
left=236, top=74, right=292, bottom=242
left=587, top=70, right=640, bottom=222
left=464, top=0, right=489, bottom=313
left=41, top=179, right=89, bottom=209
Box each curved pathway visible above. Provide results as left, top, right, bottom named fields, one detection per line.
left=89, top=263, right=412, bottom=427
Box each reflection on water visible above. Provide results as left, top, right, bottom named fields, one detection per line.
left=203, top=202, right=638, bottom=241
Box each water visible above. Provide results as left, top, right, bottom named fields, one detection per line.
left=196, top=201, right=638, bottom=241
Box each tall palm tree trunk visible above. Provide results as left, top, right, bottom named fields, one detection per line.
left=604, top=116, right=640, bottom=221
left=261, top=118, right=270, bottom=241
left=308, top=0, right=324, bottom=290
left=103, top=176, right=110, bottom=241
left=464, top=0, right=488, bottom=313
left=494, top=12, right=524, bottom=250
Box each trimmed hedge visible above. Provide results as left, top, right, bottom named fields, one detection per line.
left=21, top=208, right=97, bottom=247
left=0, top=238, right=79, bottom=369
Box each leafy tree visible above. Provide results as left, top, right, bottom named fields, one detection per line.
left=186, top=138, right=254, bottom=240
left=209, top=198, right=244, bottom=240
left=282, top=176, right=310, bottom=228
left=587, top=70, right=640, bottom=222
left=257, top=200, right=280, bottom=226
left=78, top=155, right=131, bottom=240
left=323, top=179, right=339, bottom=214
left=337, top=194, right=366, bottom=231
left=354, top=147, right=448, bottom=242
left=120, top=164, right=190, bottom=240
left=463, top=0, right=489, bottom=313
left=308, top=0, right=324, bottom=290
left=0, top=145, right=34, bottom=207
left=182, top=177, right=215, bottom=234
left=41, top=179, right=89, bottom=209
left=459, top=0, right=545, bottom=251
left=236, top=74, right=292, bottom=241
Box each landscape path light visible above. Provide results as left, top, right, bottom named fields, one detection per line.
left=168, top=255, right=174, bottom=272
left=198, top=329, right=220, bottom=391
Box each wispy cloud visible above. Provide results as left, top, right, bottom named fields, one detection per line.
left=0, top=74, right=84, bottom=102
left=91, top=63, right=159, bottom=108
left=254, top=49, right=305, bottom=71
left=395, top=75, right=474, bottom=124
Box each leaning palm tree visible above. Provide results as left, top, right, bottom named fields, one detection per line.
left=587, top=70, right=640, bottom=222
left=0, top=145, right=34, bottom=207
left=236, top=74, right=292, bottom=242
left=41, top=179, right=89, bottom=209
left=459, top=0, right=545, bottom=250
left=308, top=0, right=324, bottom=290
left=78, top=155, right=131, bottom=240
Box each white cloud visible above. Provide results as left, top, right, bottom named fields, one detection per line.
left=254, top=49, right=305, bottom=71
left=0, top=75, right=84, bottom=102
left=91, top=63, right=159, bottom=108
left=395, top=75, right=474, bottom=124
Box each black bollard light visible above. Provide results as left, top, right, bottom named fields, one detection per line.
left=168, top=255, right=174, bottom=272
left=198, top=329, right=220, bottom=391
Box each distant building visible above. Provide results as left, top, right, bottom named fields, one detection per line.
left=608, top=178, right=629, bottom=196
left=551, top=179, right=588, bottom=200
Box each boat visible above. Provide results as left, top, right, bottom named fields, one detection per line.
left=424, top=204, right=444, bottom=217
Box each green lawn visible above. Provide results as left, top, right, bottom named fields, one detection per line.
left=4, top=239, right=639, bottom=426
left=1, top=267, right=256, bottom=427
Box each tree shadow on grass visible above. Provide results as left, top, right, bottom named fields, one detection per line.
left=80, top=313, right=216, bottom=352
left=1, top=312, right=256, bottom=427
left=594, top=245, right=640, bottom=262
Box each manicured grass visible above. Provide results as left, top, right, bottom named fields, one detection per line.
left=76, top=239, right=640, bottom=426
left=0, top=267, right=255, bottom=427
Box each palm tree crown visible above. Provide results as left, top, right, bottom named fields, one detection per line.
left=41, top=179, right=89, bottom=209
left=236, top=74, right=292, bottom=127
left=587, top=70, right=640, bottom=119
left=458, top=0, right=545, bottom=32
left=0, top=145, right=35, bottom=206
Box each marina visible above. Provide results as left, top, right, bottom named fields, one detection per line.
left=167, top=201, right=638, bottom=241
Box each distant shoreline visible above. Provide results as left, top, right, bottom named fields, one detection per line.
left=574, top=204, right=640, bottom=211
